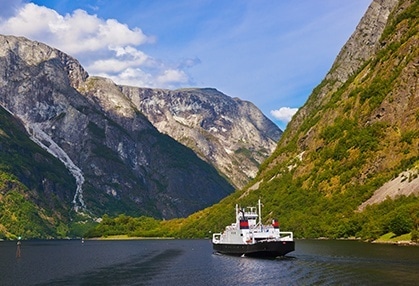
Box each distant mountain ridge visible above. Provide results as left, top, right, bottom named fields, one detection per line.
left=120, top=86, right=281, bottom=188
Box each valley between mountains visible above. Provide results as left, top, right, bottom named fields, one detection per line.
left=0, top=0, right=418, bottom=241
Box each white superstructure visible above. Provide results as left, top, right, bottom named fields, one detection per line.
left=212, top=199, right=293, bottom=245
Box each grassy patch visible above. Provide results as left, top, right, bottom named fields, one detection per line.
left=374, top=232, right=412, bottom=243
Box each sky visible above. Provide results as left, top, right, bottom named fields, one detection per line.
left=0, top=0, right=371, bottom=129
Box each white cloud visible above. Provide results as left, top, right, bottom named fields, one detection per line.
left=0, top=4, right=151, bottom=54
left=156, top=69, right=189, bottom=85
left=87, top=46, right=151, bottom=74
left=101, top=67, right=154, bottom=87
left=0, top=3, right=193, bottom=89
left=110, top=46, right=149, bottom=60
left=270, top=107, right=298, bottom=123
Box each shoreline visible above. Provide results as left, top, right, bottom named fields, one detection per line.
left=87, top=235, right=175, bottom=240
left=302, top=236, right=419, bottom=246
left=371, top=239, right=418, bottom=246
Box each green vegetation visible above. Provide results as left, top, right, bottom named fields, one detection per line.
left=0, top=188, right=52, bottom=239
left=375, top=232, right=413, bottom=243
left=353, top=195, right=418, bottom=240
left=83, top=194, right=418, bottom=242
left=84, top=214, right=168, bottom=238
left=380, top=0, right=419, bottom=40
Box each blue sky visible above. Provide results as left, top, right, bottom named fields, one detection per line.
left=0, top=0, right=371, bottom=129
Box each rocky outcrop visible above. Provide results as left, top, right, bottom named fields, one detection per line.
left=286, top=0, right=399, bottom=142
left=120, top=86, right=281, bottom=188
left=0, top=34, right=235, bottom=220
left=326, top=0, right=398, bottom=84
left=358, top=170, right=419, bottom=211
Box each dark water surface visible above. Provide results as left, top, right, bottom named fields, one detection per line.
left=1, top=239, right=418, bottom=285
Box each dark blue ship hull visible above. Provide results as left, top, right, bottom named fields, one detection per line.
left=213, top=240, right=295, bottom=258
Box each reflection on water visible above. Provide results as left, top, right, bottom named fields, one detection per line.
left=39, top=249, right=183, bottom=286
left=0, top=239, right=418, bottom=286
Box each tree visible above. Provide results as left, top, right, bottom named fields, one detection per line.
left=388, top=211, right=413, bottom=236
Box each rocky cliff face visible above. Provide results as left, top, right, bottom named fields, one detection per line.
left=0, top=34, right=235, bottom=223
left=120, top=86, right=281, bottom=188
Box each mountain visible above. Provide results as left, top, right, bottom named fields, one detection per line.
left=120, top=86, right=281, bottom=189
left=0, top=32, right=280, bottom=238
left=166, top=0, right=419, bottom=239
left=0, top=34, right=237, bottom=237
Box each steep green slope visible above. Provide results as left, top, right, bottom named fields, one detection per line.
left=254, top=0, right=419, bottom=237
left=160, top=0, right=419, bottom=240
left=0, top=107, right=76, bottom=239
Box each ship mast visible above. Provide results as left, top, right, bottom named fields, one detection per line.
left=258, top=199, right=262, bottom=227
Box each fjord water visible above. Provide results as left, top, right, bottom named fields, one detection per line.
left=1, top=239, right=418, bottom=285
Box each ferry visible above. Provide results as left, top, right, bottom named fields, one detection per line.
left=212, top=199, right=294, bottom=258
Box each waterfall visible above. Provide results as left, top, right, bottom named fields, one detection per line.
left=24, top=121, right=86, bottom=211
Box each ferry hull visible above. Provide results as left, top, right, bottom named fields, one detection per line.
left=213, top=240, right=295, bottom=258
